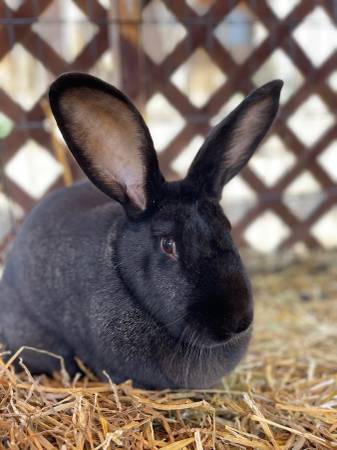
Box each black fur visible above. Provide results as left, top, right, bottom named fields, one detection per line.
left=0, top=74, right=282, bottom=388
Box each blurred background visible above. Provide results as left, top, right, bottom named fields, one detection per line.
left=0, top=0, right=336, bottom=272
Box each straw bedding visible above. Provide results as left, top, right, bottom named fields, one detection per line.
left=1, top=251, right=337, bottom=449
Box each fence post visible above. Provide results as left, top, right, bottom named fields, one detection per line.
left=109, top=0, right=144, bottom=111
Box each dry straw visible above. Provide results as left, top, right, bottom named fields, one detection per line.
left=1, top=251, right=337, bottom=449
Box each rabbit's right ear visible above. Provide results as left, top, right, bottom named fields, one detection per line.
left=185, top=80, right=283, bottom=200
left=49, top=73, right=164, bottom=218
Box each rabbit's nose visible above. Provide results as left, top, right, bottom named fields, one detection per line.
left=231, top=310, right=253, bottom=334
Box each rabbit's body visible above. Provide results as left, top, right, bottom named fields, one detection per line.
left=0, top=73, right=282, bottom=388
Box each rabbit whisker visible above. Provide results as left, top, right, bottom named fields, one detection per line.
left=167, top=325, right=188, bottom=373
left=184, top=329, right=198, bottom=387
left=157, top=312, right=191, bottom=331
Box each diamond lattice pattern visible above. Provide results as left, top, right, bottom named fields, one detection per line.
left=0, top=0, right=336, bottom=254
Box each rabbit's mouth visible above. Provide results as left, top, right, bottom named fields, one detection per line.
left=183, top=302, right=254, bottom=348
left=201, top=322, right=253, bottom=349
left=168, top=314, right=253, bottom=350
left=161, top=306, right=254, bottom=349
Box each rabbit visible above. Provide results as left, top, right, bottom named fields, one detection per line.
left=0, top=73, right=282, bottom=389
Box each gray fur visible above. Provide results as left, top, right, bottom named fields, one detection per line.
left=0, top=181, right=249, bottom=388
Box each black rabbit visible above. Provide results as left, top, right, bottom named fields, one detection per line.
left=0, top=74, right=282, bottom=388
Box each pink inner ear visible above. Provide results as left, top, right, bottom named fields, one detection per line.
left=59, top=87, right=147, bottom=210
left=224, top=98, right=273, bottom=168
left=127, top=183, right=146, bottom=211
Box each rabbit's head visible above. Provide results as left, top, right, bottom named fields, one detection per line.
left=50, top=74, right=282, bottom=349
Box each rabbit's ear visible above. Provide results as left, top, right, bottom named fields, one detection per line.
left=49, top=73, right=164, bottom=217
left=186, top=80, right=283, bottom=199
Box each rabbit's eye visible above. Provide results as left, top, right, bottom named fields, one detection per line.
left=160, top=237, right=178, bottom=260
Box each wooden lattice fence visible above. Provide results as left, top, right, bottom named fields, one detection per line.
left=0, top=0, right=336, bottom=262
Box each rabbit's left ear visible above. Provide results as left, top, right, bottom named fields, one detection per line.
left=49, top=73, right=164, bottom=218
left=186, top=80, right=283, bottom=199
